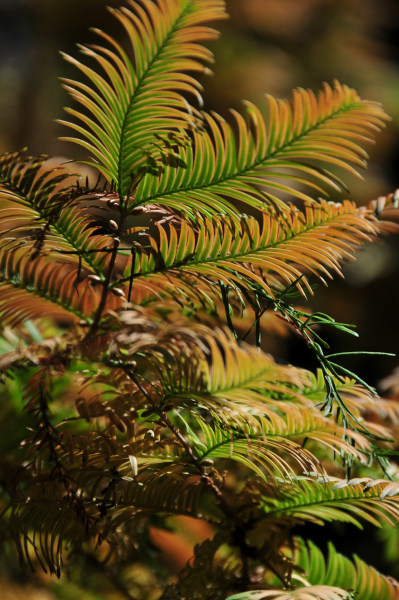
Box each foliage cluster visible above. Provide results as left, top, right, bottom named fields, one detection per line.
left=1, top=1, right=399, bottom=599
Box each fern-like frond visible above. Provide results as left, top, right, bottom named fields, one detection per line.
left=193, top=410, right=370, bottom=472
left=153, top=326, right=307, bottom=400
left=107, top=318, right=309, bottom=428
left=0, top=151, right=73, bottom=248
left=260, top=477, right=399, bottom=529
left=190, top=414, right=370, bottom=481
left=112, top=322, right=372, bottom=472
left=292, top=537, right=399, bottom=600
left=8, top=465, right=209, bottom=574
left=0, top=241, right=99, bottom=324
left=113, top=313, right=381, bottom=451
left=114, top=316, right=312, bottom=410
left=119, top=199, right=379, bottom=302
left=195, top=418, right=322, bottom=480
left=59, top=0, right=227, bottom=196
left=0, top=150, right=71, bottom=208
left=55, top=423, right=183, bottom=471
left=131, top=81, right=389, bottom=216
left=0, top=151, right=112, bottom=275
left=101, top=466, right=207, bottom=519
left=1, top=0, right=398, bottom=593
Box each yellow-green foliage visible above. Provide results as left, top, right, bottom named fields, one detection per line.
left=0, top=1, right=399, bottom=599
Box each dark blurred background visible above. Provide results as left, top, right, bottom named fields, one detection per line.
left=1, top=0, right=399, bottom=580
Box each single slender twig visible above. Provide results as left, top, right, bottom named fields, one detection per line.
left=89, top=213, right=127, bottom=333
left=242, top=299, right=272, bottom=341
left=219, top=282, right=238, bottom=340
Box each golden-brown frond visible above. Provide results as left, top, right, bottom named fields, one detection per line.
left=114, top=312, right=307, bottom=397
left=0, top=150, right=114, bottom=275
left=8, top=464, right=208, bottom=575
left=111, top=318, right=372, bottom=471
left=0, top=1, right=397, bottom=593
left=0, top=241, right=99, bottom=324
left=56, top=422, right=183, bottom=470
left=119, top=199, right=379, bottom=302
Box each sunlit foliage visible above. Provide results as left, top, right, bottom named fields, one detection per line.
left=0, top=1, right=399, bottom=599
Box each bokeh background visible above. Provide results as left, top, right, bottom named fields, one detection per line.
left=1, top=0, right=399, bottom=594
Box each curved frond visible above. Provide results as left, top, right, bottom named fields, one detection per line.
left=132, top=81, right=389, bottom=216
left=0, top=150, right=71, bottom=209
left=8, top=465, right=208, bottom=574
left=293, top=537, right=399, bottom=600
left=0, top=0, right=397, bottom=591
left=193, top=417, right=323, bottom=481
left=55, top=422, right=184, bottom=471
left=193, top=409, right=370, bottom=472
left=113, top=312, right=378, bottom=449
left=113, top=316, right=311, bottom=425
left=191, top=413, right=370, bottom=481
left=114, top=315, right=309, bottom=404
left=0, top=241, right=99, bottom=324
left=260, top=477, right=399, bottom=529
left=59, top=0, right=227, bottom=196
left=0, top=151, right=112, bottom=275
left=120, top=199, right=379, bottom=301
left=113, top=321, right=372, bottom=471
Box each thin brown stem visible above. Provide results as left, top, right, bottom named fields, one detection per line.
left=122, top=366, right=201, bottom=466
left=89, top=213, right=127, bottom=333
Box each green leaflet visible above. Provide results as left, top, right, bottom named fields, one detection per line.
left=293, top=537, right=399, bottom=600
left=131, top=83, right=388, bottom=216
left=260, top=478, right=399, bottom=529
left=59, top=0, right=227, bottom=198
